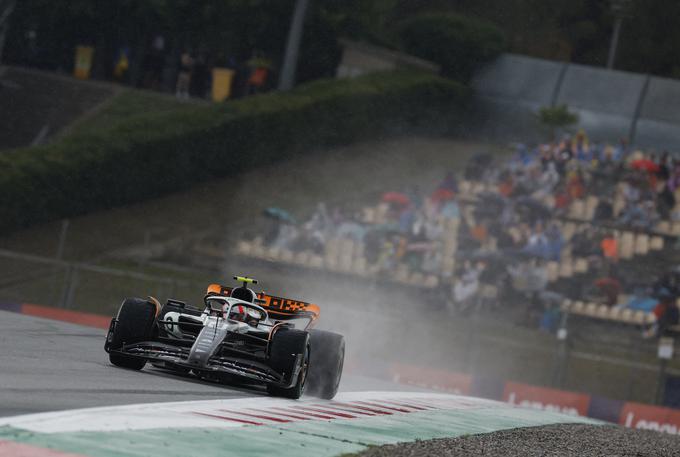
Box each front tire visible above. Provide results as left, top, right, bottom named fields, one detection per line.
left=107, top=297, right=157, bottom=370
left=306, top=330, right=345, bottom=400
left=267, top=329, right=310, bottom=399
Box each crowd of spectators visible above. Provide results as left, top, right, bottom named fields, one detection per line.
left=505, top=132, right=680, bottom=230
left=249, top=131, right=680, bottom=333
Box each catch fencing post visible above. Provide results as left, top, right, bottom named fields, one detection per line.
left=60, top=266, right=79, bottom=309
left=628, top=74, right=650, bottom=145
left=0, top=0, right=16, bottom=65
left=655, top=337, right=674, bottom=404
left=278, top=0, right=311, bottom=91
left=624, top=335, right=639, bottom=400
left=552, top=311, right=570, bottom=388
left=49, top=219, right=70, bottom=306
left=607, top=0, right=633, bottom=70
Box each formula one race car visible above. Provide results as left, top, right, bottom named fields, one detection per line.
left=104, top=276, right=344, bottom=399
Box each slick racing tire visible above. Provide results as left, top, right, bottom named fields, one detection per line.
left=267, top=329, right=310, bottom=399
left=108, top=297, right=157, bottom=370
left=306, top=330, right=345, bottom=400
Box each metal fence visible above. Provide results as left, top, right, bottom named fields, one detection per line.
left=0, top=248, right=201, bottom=316
left=472, top=53, right=680, bottom=150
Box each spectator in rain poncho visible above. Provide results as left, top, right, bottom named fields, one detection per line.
left=619, top=200, right=657, bottom=230
left=644, top=288, right=680, bottom=338
left=336, top=214, right=366, bottom=241
left=451, top=260, right=482, bottom=312
left=539, top=162, right=560, bottom=192
left=304, top=203, right=331, bottom=243
left=524, top=223, right=550, bottom=259
left=271, top=222, right=298, bottom=250
left=508, top=259, right=548, bottom=295
left=440, top=199, right=460, bottom=219
left=545, top=223, right=564, bottom=261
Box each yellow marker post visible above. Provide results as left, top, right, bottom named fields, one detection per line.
left=74, top=46, right=94, bottom=80
left=211, top=68, right=235, bottom=102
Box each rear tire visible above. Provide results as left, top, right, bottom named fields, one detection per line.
left=266, top=329, right=310, bottom=399
left=306, top=330, right=345, bottom=400
left=107, top=297, right=157, bottom=370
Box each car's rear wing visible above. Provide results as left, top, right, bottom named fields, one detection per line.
left=206, top=284, right=320, bottom=322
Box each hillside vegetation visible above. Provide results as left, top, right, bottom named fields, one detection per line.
left=0, top=71, right=469, bottom=234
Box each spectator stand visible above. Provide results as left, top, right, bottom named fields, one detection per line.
left=233, top=133, right=680, bottom=335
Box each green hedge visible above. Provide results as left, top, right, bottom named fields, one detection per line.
left=395, top=13, right=506, bottom=82
left=0, top=71, right=469, bottom=233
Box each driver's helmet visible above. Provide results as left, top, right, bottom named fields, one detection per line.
left=225, top=304, right=262, bottom=327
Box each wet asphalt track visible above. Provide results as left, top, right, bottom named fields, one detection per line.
left=0, top=310, right=425, bottom=417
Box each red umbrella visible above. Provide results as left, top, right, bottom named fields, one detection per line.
left=381, top=192, right=411, bottom=206
left=430, top=188, right=455, bottom=203
left=631, top=159, right=659, bottom=173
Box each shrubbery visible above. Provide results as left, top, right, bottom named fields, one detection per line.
left=537, top=104, right=579, bottom=139
left=0, top=71, right=469, bottom=233
left=395, top=13, right=506, bottom=83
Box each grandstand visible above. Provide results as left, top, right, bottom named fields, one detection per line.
left=233, top=132, right=680, bottom=336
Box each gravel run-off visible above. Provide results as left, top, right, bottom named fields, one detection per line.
left=353, top=424, right=680, bottom=457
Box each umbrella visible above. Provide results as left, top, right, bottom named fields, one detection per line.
left=631, top=159, right=659, bottom=173
left=431, top=188, right=455, bottom=203
left=440, top=200, right=460, bottom=219
left=263, top=207, right=296, bottom=224
left=381, top=192, right=411, bottom=207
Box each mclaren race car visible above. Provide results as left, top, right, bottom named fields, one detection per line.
left=105, top=276, right=345, bottom=399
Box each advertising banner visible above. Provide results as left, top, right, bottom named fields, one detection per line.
left=503, top=381, right=591, bottom=416
left=587, top=395, right=625, bottom=424
left=620, top=402, right=680, bottom=435
left=390, top=363, right=472, bottom=395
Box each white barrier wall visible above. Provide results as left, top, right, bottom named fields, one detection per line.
left=473, top=54, right=564, bottom=107
left=473, top=54, right=680, bottom=150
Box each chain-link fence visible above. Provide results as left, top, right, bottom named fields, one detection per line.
left=0, top=248, right=206, bottom=316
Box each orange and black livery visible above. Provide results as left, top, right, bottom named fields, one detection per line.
left=206, top=283, right=320, bottom=325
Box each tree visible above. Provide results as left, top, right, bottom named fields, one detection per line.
left=394, top=13, right=506, bottom=82
left=537, top=104, right=579, bottom=140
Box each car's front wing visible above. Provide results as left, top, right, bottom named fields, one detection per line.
left=109, top=341, right=288, bottom=386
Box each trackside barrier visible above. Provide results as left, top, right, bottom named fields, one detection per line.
left=620, top=402, right=680, bottom=435
left=473, top=53, right=680, bottom=149
left=388, top=363, right=680, bottom=435
left=503, top=381, right=591, bottom=417
left=0, top=302, right=110, bottom=328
